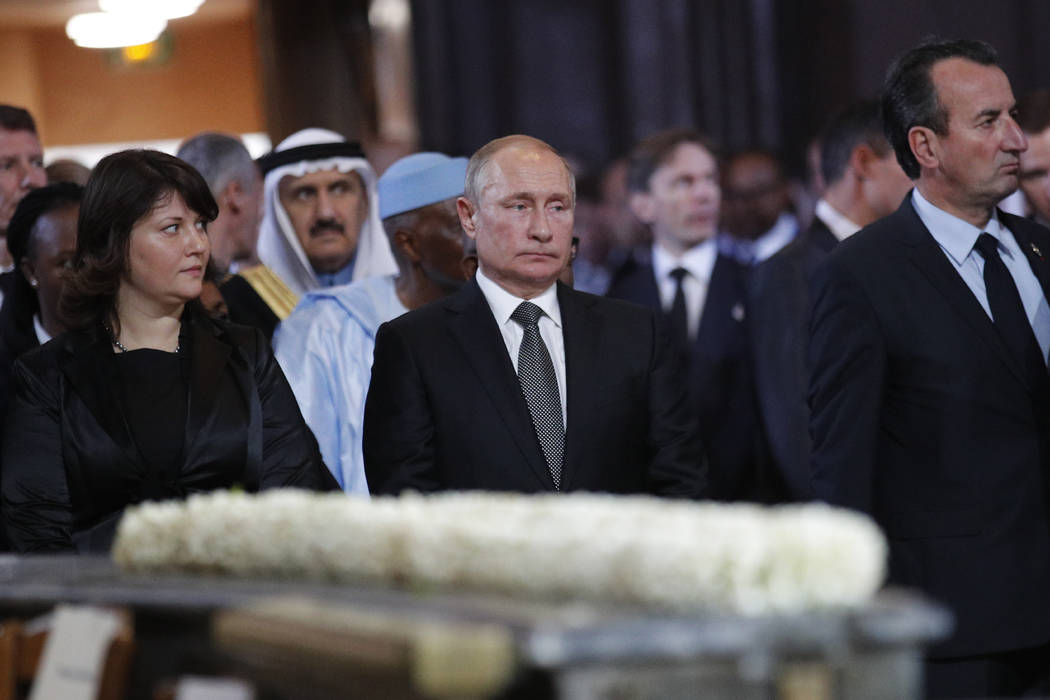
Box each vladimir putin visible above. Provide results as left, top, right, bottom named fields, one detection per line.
left=364, top=135, right=705, bottom=497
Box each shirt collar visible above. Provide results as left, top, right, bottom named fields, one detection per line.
left=912, top=187, right=1004, bottom=265
left=752, top=211, right=799, bottom=261
left=651, top=237, right=718, bottom=284
left=316, top=255, right=357, bottom=288
left=33, top=314, right=50, bottom=345
left=814, top=198, right=862, bottom=242
left=475, top=267, right=562, bottom=328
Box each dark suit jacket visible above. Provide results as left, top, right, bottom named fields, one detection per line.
left=808, top=193, right=1050, bottom=658
left=606, top=253, right=763, bottom=500
left=748, top=218, right=838, bottom=501
left=220, top=274, right=280, bottom=342
left=363, top=278, right=706, bottom=497
left=0, top=279, right=41, bottom=429
left=1, top=310, right=338, bottom=553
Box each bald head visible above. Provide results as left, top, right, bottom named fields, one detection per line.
left=464, top=135, right=576, bottom=207
left=457, top=134, right=575, bottom=299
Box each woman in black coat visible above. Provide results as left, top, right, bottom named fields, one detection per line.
left=0, top=183, right=81, bottom=425
left=2, top=149, right=337, bottom=553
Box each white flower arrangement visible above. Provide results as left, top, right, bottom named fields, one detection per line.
left=112, top=490, right=886, bottom=614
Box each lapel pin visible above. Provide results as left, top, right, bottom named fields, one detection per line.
left=731, top=303, right=746, bottom=322
left=1030, top=242, right=1044, bottom=261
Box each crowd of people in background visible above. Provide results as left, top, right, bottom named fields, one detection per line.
left=0, top=35, right=1047, bottom=698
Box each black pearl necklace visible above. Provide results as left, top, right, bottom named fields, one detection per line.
left=105, top=323, right=180, bottom=354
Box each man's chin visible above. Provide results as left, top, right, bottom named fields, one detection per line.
left=308, top=254, right=355, bottom=275
left=672, top=230, right=715, bottom=249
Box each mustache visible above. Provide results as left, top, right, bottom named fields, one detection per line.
left=310, top=219, right=345, bottom=236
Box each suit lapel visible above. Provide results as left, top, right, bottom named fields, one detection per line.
left=182, top=317, right=231, bottom=465
left=558, top=284, right=599, bottom=491
left=60, top=328, right=143, bottom=470
left=637, top=267, right=661, bottom=308
left=695, top=254, right=745, bottom=356
left=1006, top=215, right=1050, bottom=310
left=446, top=279, right=556, bottom=490
left=1003, top=214, right=1050, bottom=367
left=807, top=218, right=838, bottom=253
left=898, top=199, right=1031, bottom=389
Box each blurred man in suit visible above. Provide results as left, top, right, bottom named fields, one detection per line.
left=0, top=106, right=46, bottom=273
left=809, top=39, right=1050, bottom=696
left=606, top=129, right=758, bottom=500
left=177, top=132, right=264, bottom=275
left=721, top=149, right=798, bottom=264
left=1016, top=88, right=1050, bottom=227
left=177, top=132, right=286, bottom=338
left=749, top=100, right=911, bottom=500
left=364, top=135, right=705, bottom=497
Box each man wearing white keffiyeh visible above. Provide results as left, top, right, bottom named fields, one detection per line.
left=256, top=128, right=397, bottom=303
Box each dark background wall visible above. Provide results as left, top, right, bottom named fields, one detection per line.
left=405, top=0, right=1050, bottom=176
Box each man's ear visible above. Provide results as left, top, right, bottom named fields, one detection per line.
left=850, top=143, right=879, bottom=180
left=457, top=196, right=478, bottom=239
left=222, top=180, right=243, bottom=215
left=392, top=229, right=420, bottom=263
left=18, top=257, right=36, bottom=288
left=628, top=191, right=655, bottom=224
left=908, top=126, right=939, bottom=171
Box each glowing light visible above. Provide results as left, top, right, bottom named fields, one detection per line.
left=122, top=42, right=158, bottom=63
left=368, top=0, right=410, bottom=31
left=65, top=12, right=167, bottom=49
left=99, top=0, right=206, bottom=21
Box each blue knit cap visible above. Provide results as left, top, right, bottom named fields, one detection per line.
left=378, top=152, right=468, bottom=220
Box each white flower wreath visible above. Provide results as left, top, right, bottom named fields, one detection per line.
left=112, top=490, right=886, bottom=614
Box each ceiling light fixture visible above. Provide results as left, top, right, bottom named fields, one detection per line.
left=98, top=0, right=207, bottom=21
left=65, top=12, right=167, bottom=49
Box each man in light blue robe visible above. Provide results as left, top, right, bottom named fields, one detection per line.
left=274, top=152, right=469, bottom=493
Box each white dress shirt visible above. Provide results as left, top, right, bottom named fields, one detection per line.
left=912, top=187, right=1050, bottom=361
left=476, top=268, right=568, bottom=425
left=33, top=315, right=51, bottom=345
left=752, top=211, right=799, bottom=262
left=814, top=198, right=862, bottom=242
left=651, top=238, right=718, bottom=340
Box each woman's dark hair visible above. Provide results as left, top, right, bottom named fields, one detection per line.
left=881, top=38, right=999, bottom=179
left=2, top=182, right=83, bottom=335
left=61, top=149, right=218, bottom=330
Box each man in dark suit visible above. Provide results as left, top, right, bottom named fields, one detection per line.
left=1016, top=88, right=1050, bottom=227
left=809, top=39, right=1050, bottom=697
left=720, top=149, right=798, bottom=265
left=748, top=100, right=912, bottom=501
left=0, top=105, right=46, bottom=274
left=364, top=135, right=705, bottom=497
left=606, top=129, right=758, bottom=500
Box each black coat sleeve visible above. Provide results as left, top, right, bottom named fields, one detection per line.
left=807, top=255, right=885, bottom=513
left=362, top=320, right=441, bottom=495
left=641, top=310, right=709, bottom=498
left=2, top=359, right=74, bottom=552
left=248, top=327, right=340, bottom=492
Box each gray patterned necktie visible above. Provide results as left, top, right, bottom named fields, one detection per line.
left=511, top=301, right=564, bottom=489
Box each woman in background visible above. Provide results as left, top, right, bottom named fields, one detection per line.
left=0, top=183, right=80, bottom=422
left=2, top=149, right=336, bottom=553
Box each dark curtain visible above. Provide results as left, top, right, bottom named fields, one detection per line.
left=256, top=0, right=377, bottom=144
left=410, top=0, right=1050, bottom=176
left=411, top=0, right=800, bottom=173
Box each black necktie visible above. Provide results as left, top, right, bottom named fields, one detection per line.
left=667, top=267, right=690, bottom=351
left=510, top=301, right=564, bottom=489
left=974, top=233, right=1046, bottom=379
